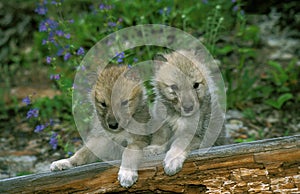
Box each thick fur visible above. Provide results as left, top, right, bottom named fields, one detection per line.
left=146, top=50, right=227, bottom=176
left=50, top=65, right=150, bottom=188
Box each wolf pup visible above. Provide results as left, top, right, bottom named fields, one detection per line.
left=147, top=50, right=226, bottom=176
left=50, top=65, right=150, bottom=188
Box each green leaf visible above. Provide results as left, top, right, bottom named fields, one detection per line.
left=265, top=93, right=293, bottom=109
left=277, top=93, right=293, bottom=107
left=216, top=45, right=234, bottom=55
left=268, top=61, right=288, bottom=85
left=268, top=61, right=283, bottom=72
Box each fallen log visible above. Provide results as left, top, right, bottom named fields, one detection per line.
left=1, top=135, right=299, bottom=193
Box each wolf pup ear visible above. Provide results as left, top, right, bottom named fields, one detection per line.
left=153, top=53, right=168, bottom=72
left=123, top=66, right=141, bottom=82
left=153, top=53, right=168, bottom=62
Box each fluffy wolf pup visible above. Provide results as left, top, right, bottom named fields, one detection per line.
left=146, top=50, right=227, bottom=176
left=50, top=65, right=151, bottom=188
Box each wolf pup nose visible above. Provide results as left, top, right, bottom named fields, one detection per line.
left=182, top=103, right=194, bottom=113
left=107, top=119, right=119, bottom=130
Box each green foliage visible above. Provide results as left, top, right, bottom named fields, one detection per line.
left=265, top=93, right=293, bottom=109
left=261, top=60, right=299, bottom=109
left=234, top=134, right=256, bottom=143
left=2, top=0, right=299, bottom=150
left=16, top=171, right=33, bottom=176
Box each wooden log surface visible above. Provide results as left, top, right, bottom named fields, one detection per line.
left=0, top=135, right=299, bottom=193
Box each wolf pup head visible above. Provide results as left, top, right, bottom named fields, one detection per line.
left=154, top=50, right=209, bottom=117
left=93, top=66, right=144, bottom=132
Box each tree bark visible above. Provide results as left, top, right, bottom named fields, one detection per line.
left=0, top=135, right=299, bottom=193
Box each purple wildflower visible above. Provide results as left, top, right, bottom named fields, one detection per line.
left=34, top=124, right=45, bottom=133
left=55, top=30, right=64, bottom=36
left=118, top=18, right=123, bottom=23
left=50, top=74, right=60, bottom=80
left=47, top=31, right=58, bottom=46
left=49, top=133, right=58, bottom=150
left=99, top=4, right=112, bottom=10
left=233, top=5, right=239, bottom=12
left=46, top=56, right=52, bottom=64
left=128, top=64, right=132, bottom=68
left=231, top=0, right=236, bottom=3
left=68, top=19, right=74, bottom=23
left=48, top=118, right=54, bottom=126
left=99, top=3, right=105, bottom=10
left=76, top=47, right=85, bottom=56
left=39, top=18, right=58, bottom=32
left=39, top=22, right=47, bottom=32
left=64, top=52, right=71, bottom=61
left=22, top=96, right=31, bottom=105
left=133, top=57, right=138, bottom=62
left=56, top=48, right=64, bottom=56
left=115, top=52, right=125, bottom=63
left=51, top=0, right=58, bottom=5
left=26, top=108, right=39, bottom=119
left=108, top=22, right=117, bottom=27
left=158, top=7, right=171, bottom=15
left=202, top=0, right=208, bottom=4
left=45, top=119, right=54, bottom=127
left=42, top=39, right=47, bottom=45
left=64, top=33, right=71, bottom=39
left=67, top=151, right=73, bottom=156
left=47, top=18, right=58, bottom=30
left=35, top=5, right=48, bottom=15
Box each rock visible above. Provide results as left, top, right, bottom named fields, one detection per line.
left=257, top=8, right=300, bottom=61
left=0, top=155, right=37, bottom=178
left=226, top=110, right=244, bottom=120
left=34, top=161, right=51, bottom=173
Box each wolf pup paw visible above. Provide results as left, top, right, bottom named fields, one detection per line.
left=163, top=154, right=186, bottom=176
left=118, top=167, right=138, bottom=188
left=50, top=159, right=73, bottom=171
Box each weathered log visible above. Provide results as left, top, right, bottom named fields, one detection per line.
left=1, top=135, right=299, bottom=193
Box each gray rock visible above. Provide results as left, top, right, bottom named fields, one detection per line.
left=0, top=155, right=37, bottom=178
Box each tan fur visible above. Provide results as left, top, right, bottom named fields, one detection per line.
left=51, top=65, right=150, bottom=188
left=147, top=50, right=227, bottom=176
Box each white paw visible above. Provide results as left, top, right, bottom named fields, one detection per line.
left=50, top=159, right=73, bottom=171
left=143, top=145, right=165, bottom=157
left=163, top=154, right=186, bottom=176
left=118, top=167, right=138, bottom=188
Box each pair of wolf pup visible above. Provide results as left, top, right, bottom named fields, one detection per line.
left=50, top=50, right=226, bottom=188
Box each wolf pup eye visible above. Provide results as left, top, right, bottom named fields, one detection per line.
left=100, top=101, right=107, bottom=108
left=170, top=84, right=178, bottom=91
left=121, top=100, right=129, bottom=106
left=193, top=82, right=200, bottom=89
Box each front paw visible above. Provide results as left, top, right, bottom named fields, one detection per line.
left=118, top=167, right=138, bottom=188
left=163, top=154, right=186, bottom=176
left=143, top=145, right=165, bottom=157
left=50, top=159, right=73, bottom=171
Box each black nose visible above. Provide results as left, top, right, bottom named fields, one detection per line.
left=183, top=105, right=193, bottom=113
left=108, top=121, right=119, bottom=130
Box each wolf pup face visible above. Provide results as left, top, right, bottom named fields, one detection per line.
left=154, top=52, right=208, bottom=117
left=111, top=68, right=144, bottom=129
left=94, top=66, right=143, bottom=132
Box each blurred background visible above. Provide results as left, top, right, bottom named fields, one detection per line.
left=0, top=0, right=299, bottom=178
